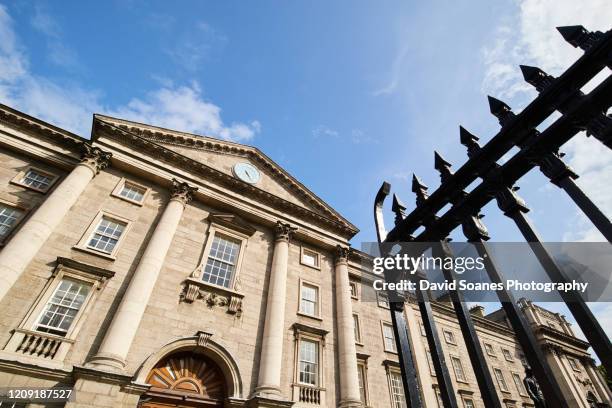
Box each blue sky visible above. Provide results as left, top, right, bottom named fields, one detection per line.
left=0, top=1, right=610, bottom=345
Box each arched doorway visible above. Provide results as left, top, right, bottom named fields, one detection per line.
left=141, top=351, right=226, bottom=407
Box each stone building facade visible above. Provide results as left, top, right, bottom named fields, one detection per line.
left=0, top=103, right=609, bottom=408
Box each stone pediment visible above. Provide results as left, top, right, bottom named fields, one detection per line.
left=92, top=115, right=358, bottom=237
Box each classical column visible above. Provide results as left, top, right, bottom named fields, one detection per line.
left=254, top=221, right=296, bottom=399
left=0, top=144, right=111, bottom=302
left=334, top=246, right=361, bottom=408
left=87, top=179, right=197, bottom=371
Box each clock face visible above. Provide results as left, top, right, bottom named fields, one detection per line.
left=233, top=162, right=261, bottom=184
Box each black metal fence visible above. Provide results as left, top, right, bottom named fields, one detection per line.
left=373, top=25, right=612, bottom=408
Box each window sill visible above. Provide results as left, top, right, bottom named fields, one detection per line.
left=10, top=180, right=51, bottom=194
left=355, top=342, right=364, bottom=347
left=384, top=349, right=398, bottom=355
left=297, top=311, right=323, bottom=321
left=111, top=192, right=145, bottom=207
left=72, top=246, right=117, bottom=261
left=300, top=261, right=321, bottom=271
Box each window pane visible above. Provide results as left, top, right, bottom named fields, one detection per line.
left=494, top=368, right=508, bottom=391
left=451, top=357, right=466, bottom=382
left=512, top=373, right=526, bottom=395
left=358, top=365, right=367, bottom=403
left=22, top=169, right=52, bottom=190
left=0, top=205, right=22, bottom=237
left=300, top=284, right=318, bottom=316
left=383, top=323, right=396, bottom=352
left=302, top=250, right=318, bottom=267
left=353, top=315, right=361, bottom=343
left=87, top=217, right=126, bottom=254
left=37, top=279, right=90, bottom=336
left=202, top=234, right=241, bottom=288
left=390, top=372, right=406, bottom=408
left=299, top=340, right=318, bottom=386
left=119, top=183, right=146, bottom=202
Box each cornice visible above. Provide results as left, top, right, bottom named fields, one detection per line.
left=0, top=104, right=85, bottom=154
left=93, top=115, right=358, bottom=233
left=56, top=257, right=116, bottom=280
left=0, top=357, right=72, bottom=381
left=93, top=119, right=357, bottom=238
left=536, top=325, right=591, bottom=351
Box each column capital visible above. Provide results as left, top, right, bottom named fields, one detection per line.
left=79, top=144, right=112, bottom=175
left=170, top=178, right=198, bottom=206
left=274, top=221, right=297, bottom=242
left=335, top=245, right=350, bottom=265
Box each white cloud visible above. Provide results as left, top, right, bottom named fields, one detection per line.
left=351, top=129, right=377, bottom=144
left=312, top=125, right=339, bottom=139
left=481, top=0, right=612, bottom=242
left=107, top=84, right=259, bottom=142
left=0, top=5, right=259, bottom=142
left=373, top=44, right=410, bottom=96
left=481, top=0, right=611, bottom=99
left=481, top=0, right=611, bottom=362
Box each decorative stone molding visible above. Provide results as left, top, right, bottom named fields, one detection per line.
left=79, top=144, right=112, bottom=175
left=93, top=116, right=357, bottom=228
left=93, top=119, right=358, bottom=237
left=207, top=213, right=256, bottom=236
left=0, top=104, right=85, bottom=153
left=196, top=330, right=214, bottom=347
left=170, top=178, right=198, bottom=206
left=335, top=245, right=351, bottom=265
left=274, top=221, right=297, bottom=242
left=180, top=278, right=244, bottom=315
left=291, top=323, right=329, bottom=345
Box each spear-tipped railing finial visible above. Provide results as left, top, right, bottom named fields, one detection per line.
left=434, top=151, right=453, bottom=182
left=488, top=95, right=515, bottom=127
left=391, top=193, right=407, bottom=225
left=459, top=126, right=481, bottom=158
left=557, top=25, right=604, bottom=51
left=520, top=65, right=555, bottom=93
left=411, top=174, right=429, bottom=206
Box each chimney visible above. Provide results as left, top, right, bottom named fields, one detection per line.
left=470, top=305, right=485, bottom=318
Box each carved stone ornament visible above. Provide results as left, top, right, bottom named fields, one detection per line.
left=180, top=280, right=243, bottom=316
left=335, top=245, right=350, bottom=264
left=274, top=221, right=297, bottom=242
left=170, top=178, right=198, bottom=205
left=196, top=330, right=213, bottom=347
left=79, top=144, right=112, bottom=175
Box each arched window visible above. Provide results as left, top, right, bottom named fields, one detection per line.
left=141, top=351, right=226, bottom=407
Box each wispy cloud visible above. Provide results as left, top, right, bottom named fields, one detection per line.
left=373, top=44, right=409, bottom=96
left=351, top=129, right=377, bottom=144
left=312, top=126, right=377, bottom=145
left=161, top=20, right=228, bottom=71
left=0, top=5, right=259, bottom=142
left=312, top=125, right=339, bottom=139
left=480, top=0, right=612, bottom=242
left=30, top=5, right=80, bottom=70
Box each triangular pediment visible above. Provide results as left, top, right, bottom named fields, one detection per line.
left=92, top=115, right=358, bottom=236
